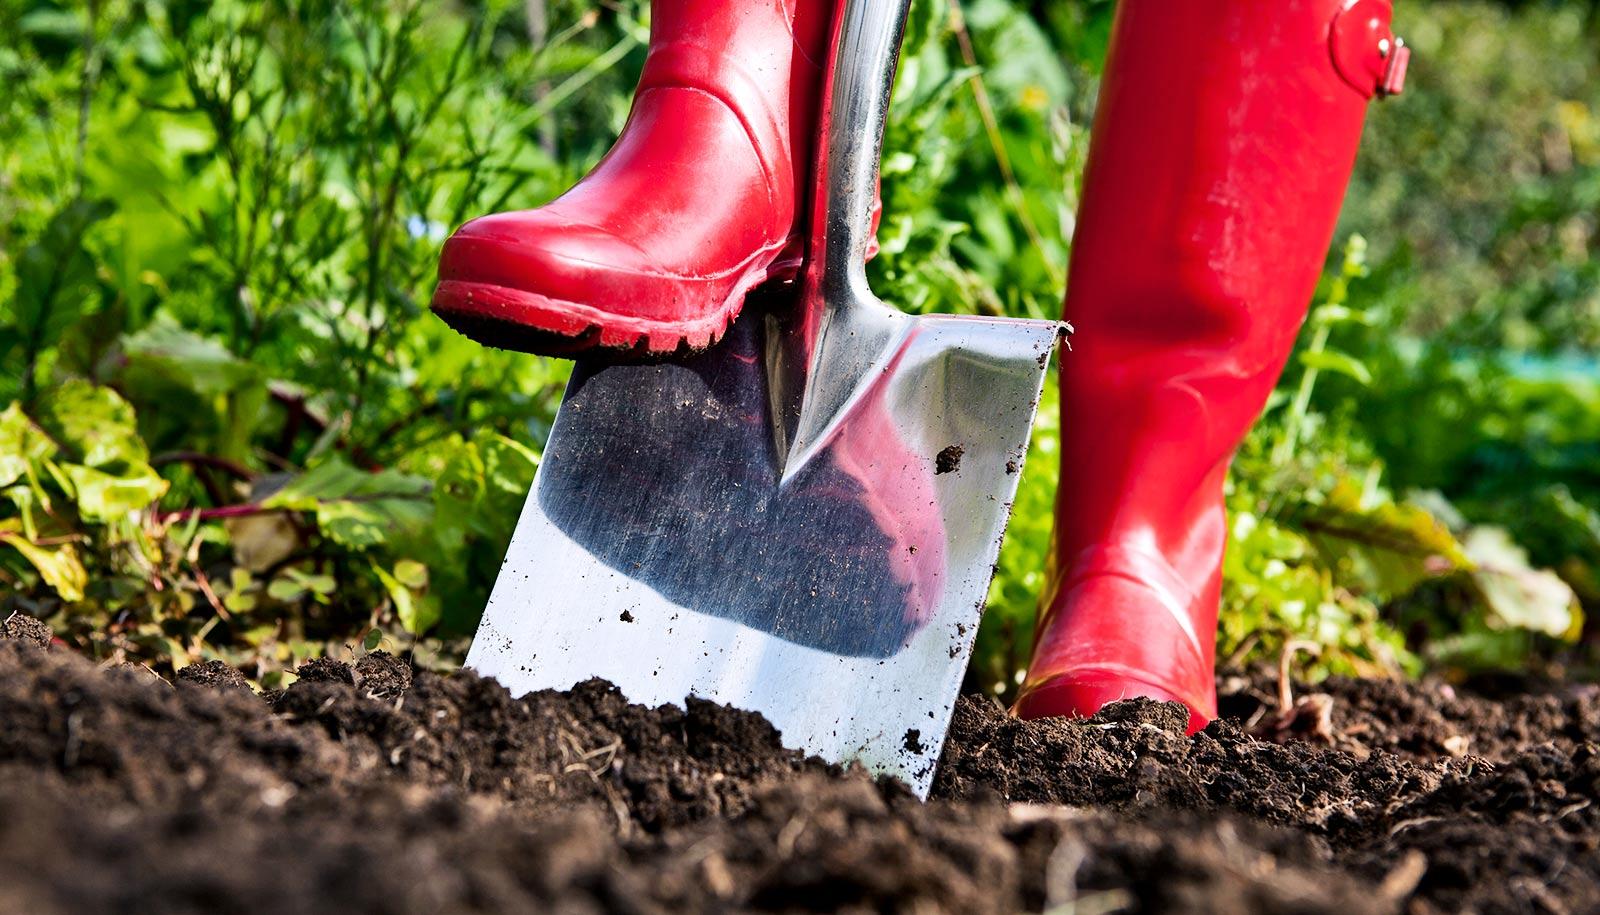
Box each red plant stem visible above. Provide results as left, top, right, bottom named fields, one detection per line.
left=158, top=503, right=280, bottom=524
left=150, top=452, right=255, bottom=481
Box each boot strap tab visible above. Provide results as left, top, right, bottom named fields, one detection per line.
left=1329, top=0, right=1407, bottom=100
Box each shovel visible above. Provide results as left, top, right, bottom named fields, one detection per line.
left=464, top=0, right=1060, bottom=797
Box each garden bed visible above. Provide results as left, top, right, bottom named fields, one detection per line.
left=2, top=615, right=1597, bottom=914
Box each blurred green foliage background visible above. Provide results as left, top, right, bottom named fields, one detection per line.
left=1, top=0, right=1597, bottom=692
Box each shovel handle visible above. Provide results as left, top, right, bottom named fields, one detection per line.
left=770, top=0, right=915, bottom=468
left=806, top=0, right=913, bottom=290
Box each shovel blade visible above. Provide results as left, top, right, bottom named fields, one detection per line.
left=466, top=305, right=1057, bottom=796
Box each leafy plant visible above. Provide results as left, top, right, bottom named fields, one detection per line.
left=1, top=0, right=1595, bottom=695
left=1223, top=236, right=1582, bottom=681
left=0, top=0, right=587, bottom=678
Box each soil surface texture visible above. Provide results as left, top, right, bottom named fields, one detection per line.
left=2, top=615, right=1598, bottom=915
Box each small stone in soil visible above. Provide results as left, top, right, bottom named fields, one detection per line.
left=295, top=656, right=355, bottom=685
left=0, top=613, right=51, bottom=650
left=935, top=444, right=965, bottom=474
left=354, top=650, right=412, bottom=699
left=176, top=659, right=253, bottom=693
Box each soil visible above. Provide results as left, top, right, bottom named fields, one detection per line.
left=0, top=609, right=51, bottom=650
left=3, top=616, right=1599, bottom=914
left=173, top=658, right=253, bottom=693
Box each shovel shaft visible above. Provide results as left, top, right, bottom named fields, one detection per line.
left=806, top=0, right=912, bottom=292
left=767, top=0, right=917, bottom=470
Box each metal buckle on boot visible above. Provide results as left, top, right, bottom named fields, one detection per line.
left=1330, top=0, right=1408, bottom=99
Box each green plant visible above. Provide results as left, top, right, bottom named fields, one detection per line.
left=2, top=0, right=1594, bottom=693
left=0, top=0, right=609, bottom=677
left=1223, top=235, right=1582, bottom=681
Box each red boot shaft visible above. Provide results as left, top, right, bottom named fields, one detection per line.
left=433, top=0, right=832, bottom=355
left=1016, top=0, right=1405, bottom=730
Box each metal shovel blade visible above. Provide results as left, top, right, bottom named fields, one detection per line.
left=463, top=0, right=1059, bottom=797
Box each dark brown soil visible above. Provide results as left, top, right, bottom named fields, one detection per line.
left=174, top=658, right=253, bottom=693
left=352, top=649, right=413, bottom=699
left=1, top=609, right=52, bottom=649
left=3, top=615, right=1598, bottom=914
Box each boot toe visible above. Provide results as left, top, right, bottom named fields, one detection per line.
left=432, top=189, right=792, bottom=354
left=433, top=213, right=735, bottom=353
left=1018, top=570, right=1218, bottom=731
left=439, top=211, right=664, bottom=303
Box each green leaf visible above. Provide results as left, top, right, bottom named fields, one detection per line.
left=36, top=380, right=149, bottom=469
left=266, top=575, right=307, bottom=603
left=223, top=590, right=258, bottom=614
left=222, top=568, right=258, bottom=614
left=1463, top=526, right=1582, bottom=640
left=121, top=316, right=264, bottom=397
left=376, top=556, right=441, bottom=636
left=1299, top=349, right=1373, bottom=386
left=392, top=558, right=428, bottom=590
left=265, top=568, right=337, bottom=604
left=0, top=402, right=56, bottom=488
left=1310, top=305, right=1377, bottom=327
left=363, top=628, right=383, bottom=651
left=373, top=561, right=440, bottom=635
left=3, top=484, right=42, bottom=539
left=60, top=463, right=169, bottom=521
left=0, top=519, right=87, bottom=602
left=117, top=317, right=269, bottom=466
left=22, top=383, right=168, bottom=518
left=18, top=9, right=86, bottom=39
left=265, top=458, right=433, bottom=549
left=429, top=434, right=537, bottom=548
left=8, top=199, right=114, bottom=376
left=1291, top=475, right=1472, bottom=600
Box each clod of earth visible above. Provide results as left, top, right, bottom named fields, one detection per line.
left=935, top=444, right=965, bottom=474
left=294, top=655, right=355, bottom=685
left=2, top=613, right=1600, bottom=914
left=353, top=650, right=412, bottom=700
left=0, top=612, right=51, bottom=650
left=175, top=658, right=253, bottom=693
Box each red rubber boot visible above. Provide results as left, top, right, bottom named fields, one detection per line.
left=1014, top=0, right=1407, bottom=732
left=433, top=0, right=834, bottom=356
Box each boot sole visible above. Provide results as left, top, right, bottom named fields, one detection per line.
left=430, top=245, right=805, bottom=360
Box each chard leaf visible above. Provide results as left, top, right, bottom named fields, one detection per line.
left=0, top=402, right=56, bottom=488
left=0, top=519, right=87, bottom=601
left=36, top=380, right=149, bottom=469
left=61, top=463, right=169, bottom=521
left=265, top=458, right=433, bottom=548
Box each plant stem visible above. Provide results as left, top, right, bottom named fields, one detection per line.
left=75, top=0, right=101, bottom=195
left=520, top=32, right=641, bottom=127
left=1274, top=321, right=1331, bottom=466
left=151, top=452, right=255, bottom=481
left=948, top=0, right=1062, bottom=291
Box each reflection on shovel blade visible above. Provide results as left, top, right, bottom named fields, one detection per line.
left=541, top=315, right=933, bottom=659
left=467, top=300, right=1056, bottom=796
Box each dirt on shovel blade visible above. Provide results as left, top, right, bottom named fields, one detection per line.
left=3, top=613, right=1600, bottom=914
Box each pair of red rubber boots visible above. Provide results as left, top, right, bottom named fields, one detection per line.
left=433, top=0, right=1407, bottom=729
